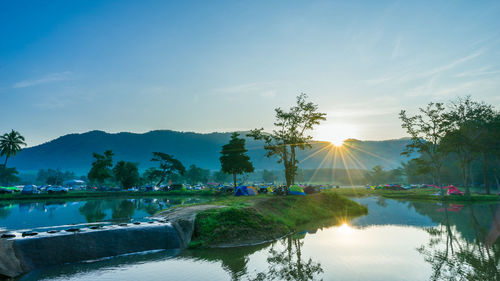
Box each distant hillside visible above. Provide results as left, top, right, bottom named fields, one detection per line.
left=10, top=130, right=414, bottom=174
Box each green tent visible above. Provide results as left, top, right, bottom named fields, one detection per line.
left=289, top=185, right=306, bottom=196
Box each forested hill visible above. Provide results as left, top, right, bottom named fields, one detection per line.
left=10, top=130, right=413, bottom=174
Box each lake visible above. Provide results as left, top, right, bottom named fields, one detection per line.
left=0, top=197, right=211, bottom=232
left=5, top=196, right=500, bottom=281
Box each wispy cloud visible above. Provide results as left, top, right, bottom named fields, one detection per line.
left=365, top=49, right=485, bottom=86
left=454, top=66, right=500, bottom=78
left=214, top=82, right=277, bottom=93
left=419, top=49, right=483, bottom=78
left=391, top=36, right=402, bottom=59
left=13, top=71, right=73, bottom=88
left=212, top=81, right=278, bottom=99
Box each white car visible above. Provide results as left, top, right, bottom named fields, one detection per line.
left=46, top=186, right=69, bottom=194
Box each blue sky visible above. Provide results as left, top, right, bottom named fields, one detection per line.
left=1, top=0, right=500, bottom=146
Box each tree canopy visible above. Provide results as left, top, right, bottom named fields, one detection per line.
left=113, top=161, right=140, bottom=189
left=400, top=102, right=450, bottom=197
left=248, top=93, right=326, bottom=188
left=0, top=130, right=26, bottom=168
left=151, top=152, right=186, bottom=187
left=88, top=150, right=114, bottom=187
left=220, top=132, right=254, bottom=187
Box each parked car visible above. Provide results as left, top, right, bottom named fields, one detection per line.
left=22, top=185, right=40, bottom=194
left=46, top=186, right=69, bottom=194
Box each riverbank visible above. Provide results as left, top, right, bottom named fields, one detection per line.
left=332, top=187, right=500, bottom=202
left=0, top=189, right=222, bottom=202
left=166, top=192, right=368, bottom=248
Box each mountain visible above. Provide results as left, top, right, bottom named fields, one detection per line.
left=10, top=130, right=414, bottom=174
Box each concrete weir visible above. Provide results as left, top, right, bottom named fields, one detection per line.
left=0, top=221, right=183, bottom=278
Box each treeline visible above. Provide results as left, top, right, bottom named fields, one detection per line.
left=400, top=96, right=500, bottom=196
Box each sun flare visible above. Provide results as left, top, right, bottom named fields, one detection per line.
left=314, top=123, right=358, bottom=147
left=338, top=222, right=354, bottom=234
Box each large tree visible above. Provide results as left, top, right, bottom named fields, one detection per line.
left=151, top=152, right=186, bottom=187
left=220, top=132, right=254, bottom=188
left=113, top=161, right=140, bottom=189
left=400, top=102, right=450, bottom=197
left=487, top=112, right=500, bottom=188
left=0, top=130, right=26, bottom=168
left=248, top=93, right=326, bottom=189
left=443, top=96, right=495, bottom=196
left=142, top=167, right=163, bottom=186
left=88, top=150, right=114, bottom=187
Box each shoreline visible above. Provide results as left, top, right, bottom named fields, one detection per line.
left=156, top=192, right=369, bottom=248
left=332, top=187, right=500, bottom=202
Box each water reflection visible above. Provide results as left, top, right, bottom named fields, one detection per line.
left=10, top=197, right=500, bottom=281
left=416, top=203, right=500, bottom=280
left=0, top=197, right=210, bottom=230
left=251, top=235, right=323, bottom=281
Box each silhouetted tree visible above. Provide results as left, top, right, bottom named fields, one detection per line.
left=220, top=132, right=255, bottom=188
left=151, top=152, right=186, bottom=187
left=443, top=96, right=495, bottom=196
left=88, top=150, right=114, bottom=187
left=0, top=130, right=26, bottom=168
left=113, top=161, right=140, bottom=189
left=248, top=94, right=326, bottom=189
left=400, top=102, right=450, bottom=197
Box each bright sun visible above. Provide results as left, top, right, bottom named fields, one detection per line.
left=314, top=123, right=358, bottom=147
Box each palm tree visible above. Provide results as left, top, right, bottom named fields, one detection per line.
left=0, top=130, right=27, bottom=168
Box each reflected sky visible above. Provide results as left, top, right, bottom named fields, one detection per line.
left=0, top=197, right=210, bottom=231
left=15, top=197, right=500, bottom=281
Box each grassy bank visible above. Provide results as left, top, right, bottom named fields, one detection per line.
left=189, top=192, right=368, bottom=248
left=0, top=189, right=224, bottom=202
left=332, top=187, right=500, bottom=202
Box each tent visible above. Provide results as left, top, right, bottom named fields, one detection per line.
left=445, top=185, right=464, bottom=196
left=289, top=185, right=306, bottom=196
left=235, top=186, right=258, bottom=196
left=247, top=186, right=258, bottom=196
left=234, top=186, right=248, bottom=196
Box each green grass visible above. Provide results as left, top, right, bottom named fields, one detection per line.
left=331, top=187, right=500, bottom=202
left=0, top=189, right=226, bottom=202
left=189, top=192, right=368, bottom=247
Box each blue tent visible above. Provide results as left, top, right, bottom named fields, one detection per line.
left=235, top=186, right=249, bottom=196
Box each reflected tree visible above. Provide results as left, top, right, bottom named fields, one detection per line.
left=112, top=200, right=136, bottom=220
left=417, top=204, right=500, bottom=280
left=0, top=204, right=12, bottom=219
left=251, top=236, right=323, bottom=281
left=79, top=201, right=106, bottom=222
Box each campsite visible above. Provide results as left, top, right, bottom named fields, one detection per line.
left=3, top=1, right=500, bottom=280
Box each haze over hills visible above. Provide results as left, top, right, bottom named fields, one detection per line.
left=10, top=130, right=414, bottom=175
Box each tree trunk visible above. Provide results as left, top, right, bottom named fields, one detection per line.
left=437, top=166, right=444, bottom=198
left=461, top=164, right=467, bottom=189
left=483, top=152, right=489, bottom=195
left=290, top=146, right=296, bottom=185
left=233, top=172, right=237, bottom=188
left=156, top=176, right=165, bottom=187
left=464, top=161, right=471, bottom=198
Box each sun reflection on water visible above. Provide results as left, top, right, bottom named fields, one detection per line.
left=337, top=222, right=354, bottom=234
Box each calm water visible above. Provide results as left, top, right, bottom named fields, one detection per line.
left=0, top=197, right=210, bottom=231
left=9, top=196, right=500, bottom=281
